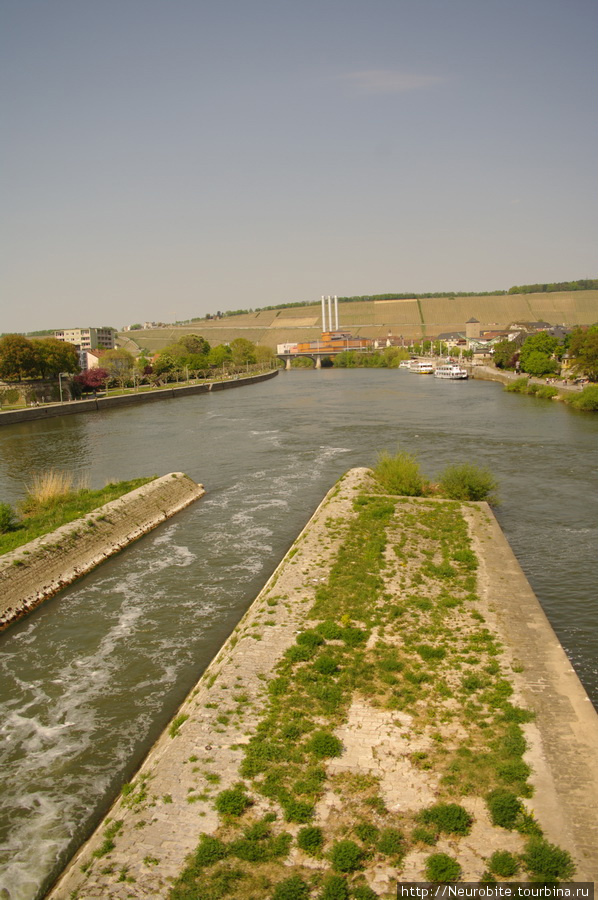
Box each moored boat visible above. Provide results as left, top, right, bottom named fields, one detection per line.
left=409, top=360, right=435, bottom=374
left=434, top=363, right=468, bottom=380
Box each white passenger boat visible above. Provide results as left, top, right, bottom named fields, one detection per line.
left=409, top=360, right=435, bottom=374
left=434, top=363, right=469, bottom=380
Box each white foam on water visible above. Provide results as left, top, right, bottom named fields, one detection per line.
left=0, top=529, right=203, bottom=900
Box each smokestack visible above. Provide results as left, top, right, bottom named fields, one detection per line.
left=328, top=295, right=333, bottom=333
left=334, top=295, right=339, bottom=330
left=321, top=295, right=326, bottom=332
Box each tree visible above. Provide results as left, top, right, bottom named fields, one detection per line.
left=255, top=345, right=275, bottom=365
left=36, top=338, right=80, bottom=378
left=230, top=338, right=257, bottom=366
left=175, top=334, right=211, bottom=356
left=521, top=350, right=558, bottom=378
left=333, top=351, right=357, bottom=368
left=74, top=367, right=109, bottom=394
left=208, top=344, right=233, bottom=368
left=184, top=352, right=210, bottom=374
left=102, top=348, right=135, bottom=387
left=492, top=339, right=519, bottom=370
left=568, top=326, right=598, bottom=380
left=0, top=334, right=39, bottom=381
left=152, top=353, right=176, bottom=377
left=519, top=332, right=559, bottom=374
left=383, top=347, right=410, bottom=367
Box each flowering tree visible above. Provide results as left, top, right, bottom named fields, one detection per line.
left=74, top=368, right=109, bottom=394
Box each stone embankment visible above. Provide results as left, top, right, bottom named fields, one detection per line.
left=0, top=473, right=205, bottom=631
left=0, top=369, right=278, bottom=426
left=45, top=469, right=598, bottom=899
left=471, top=364, right=583, bottom=394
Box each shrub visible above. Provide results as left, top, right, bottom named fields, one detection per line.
left=377, top=827, right=404, bottom=858
left=273, top=875, right=311, bottom=900
left=488, top=850, right=519, bottom=877
left=314, top=655, right=339, bottom=676
left=419, top=803, right=473, bottom=836
left=351, top=886, right=379, bottom=900
left=0, top=503, right=17, bottom=534
left=416, top=644, right=446, bottom=662
left=486, top=789, right=522, bottom=829
left=308, top=731, right=343, bottom=759
left=536, top=385, right=558, bottom=400
left=283, top=799, right=315, bottom=823
left=330, top=840, right=365, bottom=873
left=373, top=450, right=426, bottom=496
left=24, top=469, right=88, bottom=510
left=411, top=826, right=437, bottom=845
left=354, top=822, right=379, bottom=844
left=194, top=834, right=228, bottom=867
left=342, top=626, right=367, bottom=647
left=286, top=644, right=317, bottom=663
left=316, top=621, right=344, bottom=640
left=497, top=759, right=531, bottom=785
left=569, top=384, right=598, bottom=411
left=320, top=875, right=350, bottom=900
left=297, top=630, right=325, bottom=648
left=439, top=463, right=498, bottom=503
left=229, top=823, right=291, bottom=862
left=505, top=377, right=529, bottom=393
left=521, top=837, right=575, bottom=881
left=297, top=826, right=324, bottom=856
left=214, top=785, right=251, bottom=817
left=425, top=853, right=462, bottom=882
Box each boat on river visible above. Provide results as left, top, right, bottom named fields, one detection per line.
left=434, top=363, right=468, bottom=380
left=409, top=360, right=435, bottom=374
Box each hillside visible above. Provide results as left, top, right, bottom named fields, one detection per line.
left=121, top=290, right=598, bottom=353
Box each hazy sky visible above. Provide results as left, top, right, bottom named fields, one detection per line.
left=2, top=0, right=597, bottom=332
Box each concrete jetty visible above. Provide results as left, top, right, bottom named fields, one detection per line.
left=45, top=470, right=598, bottom=898
left=0, top=473, right=205, bottom=631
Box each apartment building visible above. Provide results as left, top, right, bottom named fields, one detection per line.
left=54, top=327, right=116, bottom=369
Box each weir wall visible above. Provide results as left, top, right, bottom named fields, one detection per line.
left=0, top=369, right=278, bottom=426
left=0, top=473, right=205, bottom=631
left=45, top=470, right=598, bottom=898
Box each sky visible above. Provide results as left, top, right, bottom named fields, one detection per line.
left=1, top=0, right=597, bottom=332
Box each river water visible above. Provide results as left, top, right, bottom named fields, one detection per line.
left=0, top=369, right=596, bottom=900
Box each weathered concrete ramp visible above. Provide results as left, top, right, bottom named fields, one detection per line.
left=0, top=473, right=205, bottom=631
left=43, top=474, right=598, bottom=898
left=464, top=503, right=598, bottom=879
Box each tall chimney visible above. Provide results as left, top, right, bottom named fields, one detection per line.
left=321, top=295, right=327, bottom=332
left=328, top=295, right=333, bottom=333
left=334, top=295, right=339, bottom=330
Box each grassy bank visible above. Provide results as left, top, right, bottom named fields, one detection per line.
left=0, top=475, right=156, bottom=556
left=504, top=378, right=598, bottom=410
left=168, top=476, right=572, bottom=898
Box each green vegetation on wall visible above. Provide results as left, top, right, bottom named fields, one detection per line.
left=0, top=474, right=156, bottom=555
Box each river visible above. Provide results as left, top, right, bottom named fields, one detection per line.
left=0, top=369, right=596, bottom=900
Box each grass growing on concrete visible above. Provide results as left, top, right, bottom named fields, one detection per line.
left=0, top=475, right=156, bottom=556
left=169, top=485, right=573, bottom=899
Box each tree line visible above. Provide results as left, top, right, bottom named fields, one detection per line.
left=0, top=334, right=80, bottom=381
left=75, top=335, right=274, bottom=394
